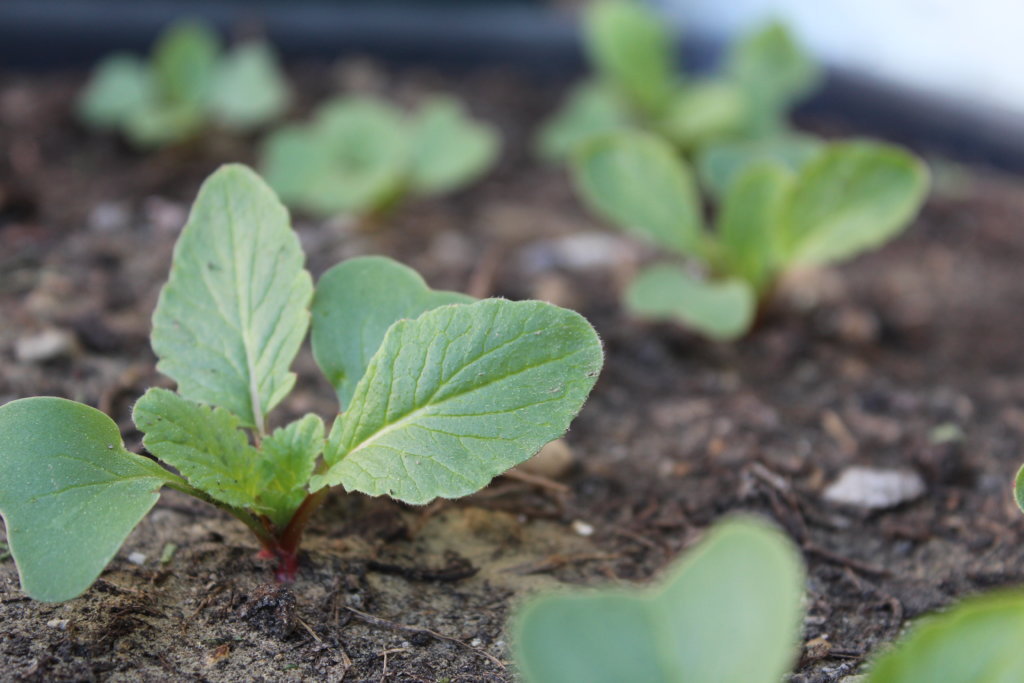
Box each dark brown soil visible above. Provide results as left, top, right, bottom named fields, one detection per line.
left=2, top=60, right=1024, bottom=683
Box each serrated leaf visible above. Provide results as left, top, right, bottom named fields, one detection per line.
left=261, top=97, right=407, bottom=217
left=660, top=80, right=745, bottom=148
left=778, top=141, right=930, bottom=265
left=572, top=131, right=705, bottom=257
left=697, top=134, right=822, bottom=198
left=535, top=82, right=630, bottom=161
left=715, top=162, right=794, bottom=293
left=626, top=264, right=755, bottom=341
left=866, top=591, right=1024, bottom=683
left=77, top=54, right=156, bottom=130
left=0, top=398, right=176, bottom=602
left=151, top=164, right=313, bottom=431
left=407, top=96, right=499, bottom=196
left=208, top=42, right=290, bottom=132
left=311, top=256, right=473, bottom=409
left=257, top=414, right=324, bottom=528
left=514, top=517, right=805, bottom=683
left=311, top=299, right=603, bottom=504
left=585, top=0, right=675, bottom=115
left=133, top=388, right=262, bottom=509
left=153, top=20, right=220, bottom=108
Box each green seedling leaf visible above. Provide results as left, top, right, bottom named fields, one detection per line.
left=727, top=21, right=821, bottom=135
left=697, top=134, right=823, bottom=198
left=660, top=80, right=745, bottom=148
left=536, top=82, right=631, bottom=161
left=261, top=97, right=408, bottom=217
left=153, top=20, right=220, bottom=108
left=407, top=96, right=500, bottom=196
left=1014, top=465, right=1024, bottom=515
left=585, top=0, right=675, bottom=115
left=151, top=164, right=313, bottom=431
left=866, top=591, right=1024, bottom=683
left=514, top=517, right=805, bottom=683
left=312, top=300, right=603, bottom=504
left=208, top=42, right=290, bottom=131
left=133, top=388, right=262, bottom=509
left=715, top=162, right=794, bottom=293
left=77, top=54, right=156, bottom=130
left=311, top=256, right=473, bottom=409
left=0, top=398, right=177, bottom=602
left=626, top=264, right=756, bottom=341
left=572, top=131, right=704, bottom=256
left=257, top=414, right=324, bottom=528
left=777, top=141, right=930, bottom=265
left=123, top=99, right=204, bottom=149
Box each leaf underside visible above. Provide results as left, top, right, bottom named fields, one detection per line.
left=312, top=299, right=603, bottom=504
left=0, top=398, right=175, bottom=602
left=150, top=164, right=313, bottom=430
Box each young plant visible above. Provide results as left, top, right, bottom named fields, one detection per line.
left=514, top=517, right=806, bottom=683
left=571, top=131, right=929, bottom=340
left=260, top=95, right=500, bottom=219
left=536, top=0, right=820, bottom=160
left=78, top=20, right=290, bottom=149
left=0, top=165, right=602, bottom=602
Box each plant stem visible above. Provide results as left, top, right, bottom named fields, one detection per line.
left=164, top=480, right=276, bottom=551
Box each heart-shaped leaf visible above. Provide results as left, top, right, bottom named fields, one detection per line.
left=0, top=398, right=177, bottom=602
left=514, top=517, right=805, bottom=683
left=77, top=54, right=156, bottom=130
left=572, top=131, right=705, bottom=257
left=208, top=42, right=290, bottom=132
left=151, top=164, right=313, bottom=432
left=866, top=591, right=1024, bottom=683
left=626, top=264, right=756, bottom=341
left=536, top=82, right=630, bottom=161
left=407, top=96, right=500, bottom=196
left=311, top=256, right=473, bottom=410
left=311, top=299, right=603, bottom=504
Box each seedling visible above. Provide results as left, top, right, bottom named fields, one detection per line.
left=1014, top=465, right=1024, bottom=516
left=536, top=0, right=820, bottom=160
left=514, top=517, right=806, bottom=683
left=261, top=95, right=500, bottom=219
left=78, top=20, right=290, bottom=148
left=0, top=165, right=602, bottom=602
left=571, top=131, right=929, bottom=339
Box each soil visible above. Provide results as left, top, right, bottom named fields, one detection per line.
left=3, top=59, right=1024, bottom=683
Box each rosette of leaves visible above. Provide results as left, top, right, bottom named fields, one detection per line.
left=536, top=0, right=821, bottom=160
left=77, top=21, right=290, bottom=149
left=260, top=95, right=500, bottom=219
left=0, top=165, right=602, bottom=602
left=571, top=130, right=928, bottom=340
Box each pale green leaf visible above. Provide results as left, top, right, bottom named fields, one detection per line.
left=585, top=0, right=675, bottom=115
left=626, top=264, right=755, bottom=341
left=123, top=99, right=204, bottom=149
left=778, top=141, right=930, bottom=265
left=866, top=591, right=1024, bottom=683
left=407, top=96, right=500, bottom=196
left=311, top=256, right=473, bottom=409
left=0, top=398, right=176, bottom=602
left=514, top=517, right=805, bottom=683
left=133, top=388, right=262, bottom=509
left=77, top=54, right=156, bottom=130
left=311, top=299, right=603, bottom=504
left=715, top=162, right=794, bottom=293
left=260, top=124, right=326, bottom=208
left=535, top=82, right=630, bottom=161
left=696, top=134, right=822, bottom=198
left=257, top=414, right=324, bottom=528
left=1014, top=465, right=1024, bottom=515
left=571, top=131, right=705, bottom=257
left=151, top=164, right=313, bottom=430
left=153, top=20, right=220, bottom=107
left=659, top=80, right=745, bottom=148
left=208, top=42, right=290, bottom=131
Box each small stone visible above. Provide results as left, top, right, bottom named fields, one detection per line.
left=516, top=439, right=574, bottom=479
left=127, top=552, right=147, bottom=566
left=87, top=201, right=131, bottom=233
left=46, top=619, right=68, bottom=629
left=519, top=232, right=636, bottom=275
left=15, top=328, right=76, bottom=363
left=823, top=466, right=926, bottom=510
left=571, top=520, right=594, bottom=537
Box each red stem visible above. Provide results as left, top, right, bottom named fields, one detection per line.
left=261, top=487, right=331, bottom=582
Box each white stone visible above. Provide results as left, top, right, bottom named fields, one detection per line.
left=823, top=466, right=925, bottom=510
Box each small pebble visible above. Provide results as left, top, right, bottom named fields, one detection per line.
left=15, top=328, right=76, bottom=363
left=127, top=552, right=147, bottom=566
left=823, top=466, right=926, bottom=510
left=571, top=520, right=594, bottom=537
left=519, top=232, right=634, bottom=275
left=87, top=201, right=131, bottom=233
left=46, top=619, right=68, bottom=630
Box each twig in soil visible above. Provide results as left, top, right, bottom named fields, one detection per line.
left=295, top=616, right=323, bottom=643
left=367, top=556, right=478, bottom=582
left=501, top=468, right=570, bottom=494
left=343, top=605, right=505, bottom=670
left=504, top=552, right=622, bottom=576
left=379, top=647, right=410, bottom=683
